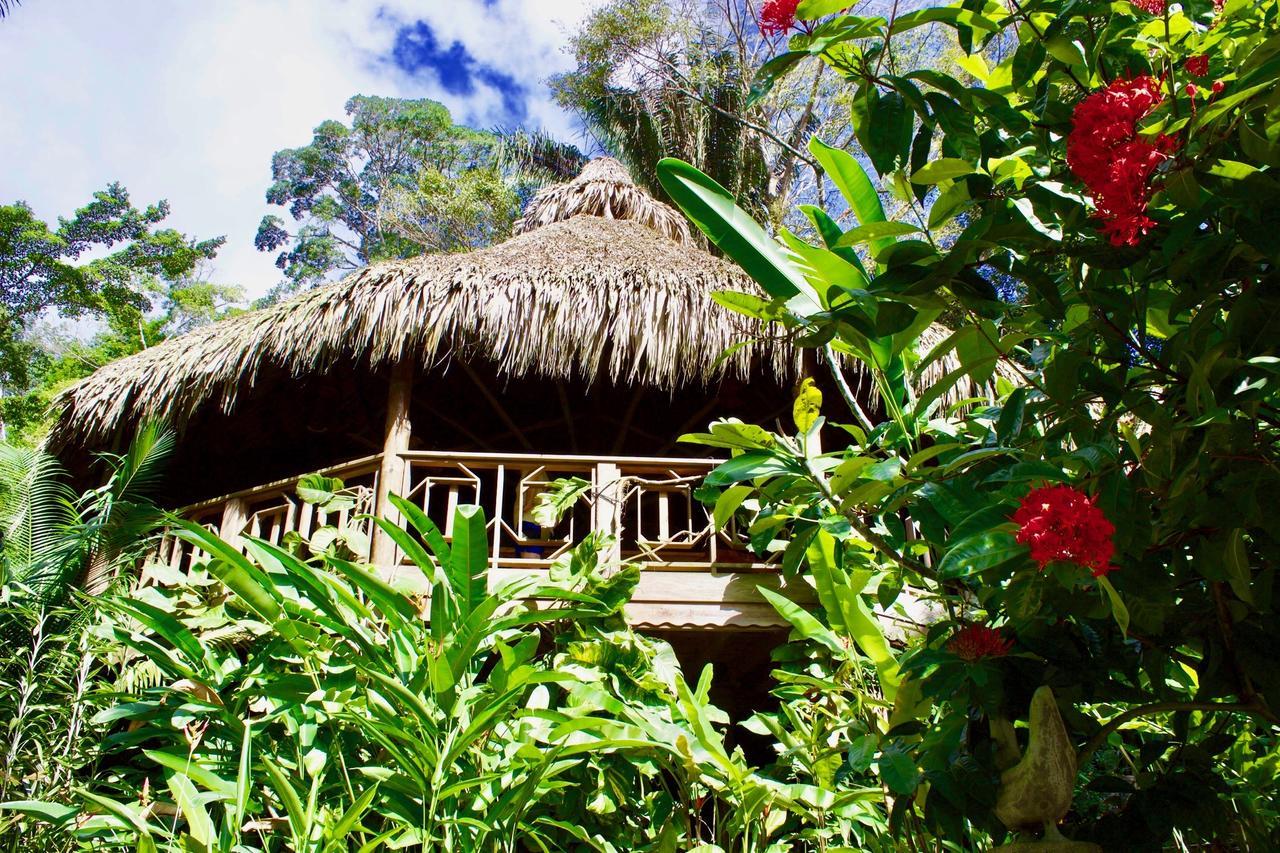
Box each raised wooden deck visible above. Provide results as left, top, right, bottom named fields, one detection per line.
left=155, top=450, right=814, bottom=629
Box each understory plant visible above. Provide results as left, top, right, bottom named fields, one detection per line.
left=3, top=495, right=847, bottom=851
left=656, top=0, right=1280, bottom=848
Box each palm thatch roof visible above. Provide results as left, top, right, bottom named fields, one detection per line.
left=48, top=157, right=1019, bottom=450
left=515, top=157, right=692, bottom=244
left=49, top=213, right=785, bottom=448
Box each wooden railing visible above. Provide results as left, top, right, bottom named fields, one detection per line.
left=154, top=450, right=813, bottom=629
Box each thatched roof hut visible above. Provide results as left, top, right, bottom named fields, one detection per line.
left=48, top=159, right=808, bottom=504
left=49, top=157, right=1013, bottom=511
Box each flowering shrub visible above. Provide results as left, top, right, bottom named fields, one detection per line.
left=660, top=0, right=1280, bottom=846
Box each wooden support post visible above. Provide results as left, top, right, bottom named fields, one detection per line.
left=220, top=498, right=248, bottom=554
left=372, top=358, right=414, bottom=568
left=594, top=462, right=624, bottom=567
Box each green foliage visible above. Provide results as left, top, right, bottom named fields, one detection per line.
left=0, top=185, right=224, bottom=418
left=254, top=95, right=520, bottom=288
left=661, top=0, right=1280, bottom=847
left=1, top=497, right=845, bottom=850
left=0, top=600, right=106, bottom=853
left=0, top=424, right=173, bottom=603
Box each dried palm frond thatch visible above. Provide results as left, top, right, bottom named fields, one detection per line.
left=514, top=157, right=692, bottom=245
left=49, top=215, right=786, bottom=448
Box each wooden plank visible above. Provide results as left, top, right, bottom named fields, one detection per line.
left=372, top=359, right=413, bottom=566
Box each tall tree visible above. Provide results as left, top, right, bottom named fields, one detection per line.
left=2, top=273, right=244, bottom=446
left=551, top=0, right=849, bottom=227
left=0, top=186, right=224, bottom=437
left=553, top=1, right=958, bottom=233
left=255, top=95, right=521, bottom=290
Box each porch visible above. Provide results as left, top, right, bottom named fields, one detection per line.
left=154, top=449, right=813, bottom=629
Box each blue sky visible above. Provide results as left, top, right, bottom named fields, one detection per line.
left=0, top=0, right=603, bottom=299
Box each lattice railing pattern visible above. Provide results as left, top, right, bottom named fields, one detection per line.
left=155, top=451, right=772, bottom=576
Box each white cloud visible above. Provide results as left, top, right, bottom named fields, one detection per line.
left=0, top=0, right=602, bottom=299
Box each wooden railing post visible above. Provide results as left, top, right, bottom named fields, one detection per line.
left=372, top=358, right=414, bottom=567
left=594, top=462, right=624, bottom=565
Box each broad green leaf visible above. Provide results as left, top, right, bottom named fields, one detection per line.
left=0, top=800, right=79, bottom=826
left=261, top=757, right=309, bottom=842
left=759, top=587, right=846, bottom=657
left=878, top=743, right=920, bottom=795
left=1224, top=529, right=1254, bottom=605
left=173, top=520, right=282, bottom=623
left=76, top=790, right=157, bottom=853
left=779, top=228, right=869, bottom=294
left=532, top=477, right=591, bottom=527
left=910, top=158, right=978, bottom=184
left=386, top=494, right=451, bottom=566
left=889, top=5, right=1001, bottom=35
left=656, top=158, right=817, bottom=310
left=747, top=50, right=808, bottom=107
left=163, top=769, right=216, bottom=845
left=797, top=0, right=855, bottom=15
left=681, top=419, right=778, bottom=451
left=144, top=750, right=234, bottom=799
left=834, top=221, right=921, bottom=247
left=710, top=290, right=772, bottom=319
left=704, top=451, right=799, bottom=487
left=844, top=593, right=901, bottom=701
left=850, top=87, right=912, bottom=178
left=1097, top=575, right=1129, bottom=636
left=329, top=784, right=380, bottom=842
left=937, top=529, right=1023, bottom=579
left=806, top=529, right=847, bottom=634
left=807, top=138, right=893, bottom=259
left=448, top=504, right=490, bottom=618
left=713, top=485, right=754, bottom=531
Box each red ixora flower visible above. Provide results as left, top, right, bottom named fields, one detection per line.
left=1184, top=55, right=1210, bottom=77
left=948, top=625, right=1013, bottom=663
left=1067, top=76, right=1172, bottom=246
left=759, top=0, right=801, bottom=37
left=1132, top=0, right=1165, bottom=13
left=1012, top=485, right=1117, bottom=576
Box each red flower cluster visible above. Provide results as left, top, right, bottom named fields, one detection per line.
left=1184, top=54, right=1209, bottom=77
left=1132, top=0, right=1165, bottom=13
left=948, top=625, right=1013, bottom=663
left=759, top=0, right=801, bottom=36
left=1012, top=485, right=1117, bottom=576
left=1066, top=76, right=1174, bottom=246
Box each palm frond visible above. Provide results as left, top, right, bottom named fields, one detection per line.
left=76, top=424, right=174, bottom=595
left=0, top=446, right=77, bottom=586
left=495, top=128, right=588, bottom=184
left=104, top=422, right=175, bottom=505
